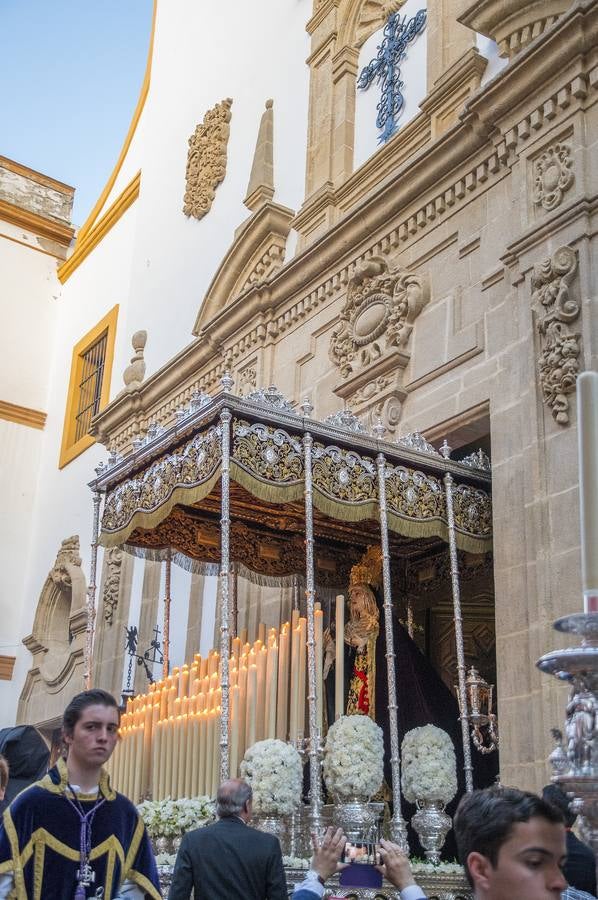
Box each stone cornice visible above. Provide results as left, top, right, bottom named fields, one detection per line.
left=93, top=2, right=598, bottom=450
left=0, top=199, right=74, bottom=250
left=0, top=156, right=74, bottom=196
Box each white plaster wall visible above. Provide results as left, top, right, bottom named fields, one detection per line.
left=0, top=229, right=61, bottom=409
left=354, top=0, right=428, bottom=171
left=0, top=420, right=44, bottom=725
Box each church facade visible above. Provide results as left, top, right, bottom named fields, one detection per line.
left=1, top=0, right=597, bottom=791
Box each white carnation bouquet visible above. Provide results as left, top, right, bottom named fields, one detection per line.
left=138, top=796, right=215, bottom=837
left=240, top=739, right=303, bottom=816
left=400, top=724, right=457, bottom=805
left=323, top=715, right=384, bottom=800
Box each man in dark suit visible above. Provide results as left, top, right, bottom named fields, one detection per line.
left=168, top=778, right=287, bottom=900
left=543, top=784, right=597, bottom=897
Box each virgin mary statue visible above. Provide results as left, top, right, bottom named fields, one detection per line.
left=324, top=546, right=497, bottom=807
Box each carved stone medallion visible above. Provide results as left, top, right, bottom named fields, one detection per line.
left=330, top=256, right=429, bottom=378
left=531, top=246, right=581, bottom=425
left=183, top=98, right=233, bottom=219
left=532, top=143, right=574, bottom=212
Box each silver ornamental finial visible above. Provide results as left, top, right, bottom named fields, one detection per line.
left=221, top=371, right=234, bottom=391
left=373, top=418, right=386, bottom=439
left=301, top=397, right=314, bottom=417
left=94, top=461, right=107, bottom=476
left=440, top=439, right=452, bottom=459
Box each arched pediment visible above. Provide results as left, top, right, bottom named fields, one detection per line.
left=338, top=0, right=406, bottom=49
left=192, top=201, right=294, bottom=337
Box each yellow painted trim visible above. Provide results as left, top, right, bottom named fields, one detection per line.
left=0, top=199, right=74, bottom=248
left=76, top=0, right=156, bottom=244
left=0, top=401, right=46, bottom=430
left=57, top=172, right=141, bottom=284
left=58, top=305, right=119, bottom=469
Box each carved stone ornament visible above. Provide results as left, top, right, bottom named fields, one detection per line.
left=183, top=98, right=233, bottom=219
left=531, top=246, right=581, bottom=425
left=123, top=330, right=147, bottom=390
left=532, top=143, right=574, bottom=211
left=49, top=535, right=82, bottom=588
left=329, top=256, right=430, bottom=378
left=102, top=546, right=123, bottom=625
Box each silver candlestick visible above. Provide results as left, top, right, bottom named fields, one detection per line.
left=537, top=612, right=598, bottom=867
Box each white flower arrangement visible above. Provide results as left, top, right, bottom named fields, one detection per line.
left=400, top=725, right=457, bottom=805
left=240, top=739, right=303, bottom=816
left=411, top=860, right=464, bottom=876
left=323, top=715, right=384, bottom=800
left=282, top=856, right=309, bottom=869
left=138, top=796, right=215, bottom=837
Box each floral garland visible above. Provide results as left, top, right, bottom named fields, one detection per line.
left=323, top=715, right=384, bottom=800
left=240, top=739, right=303, bottom=816
left=400, top=724, right=457, bottom=805
left=138, top=796, right=215, bottom=838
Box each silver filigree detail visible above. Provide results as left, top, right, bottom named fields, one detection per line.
left=323, top=408, right=367, bottom=433
left=460, top=449, right=491, bottom=471
left=220, top=371, right=234, bottom=391
left=395, top=432, right=440, bottom=456
left=245, top=384, right=297, bottom=415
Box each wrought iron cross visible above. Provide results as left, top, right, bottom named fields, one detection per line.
left=357, top=9, right=427, bottom=144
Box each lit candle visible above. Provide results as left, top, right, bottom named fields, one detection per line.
left=197, top=711, right=208, bottom=796
left=179, top=665, right=190, bottom=699
left=190, top=712, right=200, bottom=797
left=578, top=372, right=598, bottom=612
left=177, top=715, right=187, bottom=798
left=232, top=637, right=241, bottom=662
left=289, top=625, right=300, bottom=741
left=164, top=718, right=174, bottom=798
left=276, top=625, right=289, bottom=741
left=152, top=719, right=162, bottom=800
left=256, top=646, right=267, bottom=742
left=237, top=664, right=247, bottom=757
left=245, top=663, right=257, bottom=749
left=297, top=617, right=307, bottom=738
left=258, top=622, right=266, bottom=645
left=265, top=641, right=278, bottom=739
left=133, top=727, right=142, bottom=802
left=335, top=595, right=345, bottom=720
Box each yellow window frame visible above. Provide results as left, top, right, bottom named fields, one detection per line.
left=59, top=305, right=119, bottom=469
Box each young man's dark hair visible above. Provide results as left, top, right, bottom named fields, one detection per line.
left=62, top=688, right=120, bottom=737
left=542, top=783, right=576, bottom=828
left=454, top=786, right=564, bottom=888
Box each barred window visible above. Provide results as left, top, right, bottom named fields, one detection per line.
left=59, top=306, right=118, bottom=468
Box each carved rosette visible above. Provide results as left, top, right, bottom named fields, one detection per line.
left=531, top=246, right=581, bottom=425
left=183, top=98, right=233, bottom=219
left=532, top=143, right=574, bottom=211
left=330, top=257, right=429, bottom=379
left=102, top=547, right=123, bottom=625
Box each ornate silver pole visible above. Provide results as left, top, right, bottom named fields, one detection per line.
left=219, top=407, right=232, bottom=781
left=443, top=473, right=474, bottom=792
left=303, top=430, right=322, bottom=832
left=292, top=573, right=300, bottom=612
left=376, top=453, right=408, bottom=849
left=230, top=561, right=238, bottom=638
left=84, top=490, right=102, bottom=689
left=162, top=549, right=172, bottom=679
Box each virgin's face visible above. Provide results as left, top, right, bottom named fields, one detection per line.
left=349, top=584, right=369, bottom=615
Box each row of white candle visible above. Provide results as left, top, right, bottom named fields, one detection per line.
left=107, top=605, right=329, bottom=801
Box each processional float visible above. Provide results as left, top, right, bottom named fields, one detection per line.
left=86, top=377, right=493, bottom=847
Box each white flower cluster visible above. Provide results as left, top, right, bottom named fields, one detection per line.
left=282, top=856, right=309, bottom=869
left=323, top=715, right=384, bottom=800
left=138, top=796, right=215, bottom=837
left=400, top=725, right=457, bottom=805
left=240, top=739, right=303, bottom=816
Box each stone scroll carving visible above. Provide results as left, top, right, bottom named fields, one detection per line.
left=531, top=246, right=581, bottom=425
left=102, top=546, right=124, bottom=625
left=532, top=143, right=574, bottom=212
left=183, top=98, right=233, bottom=219
left=329, top=256, right=430, bottom=378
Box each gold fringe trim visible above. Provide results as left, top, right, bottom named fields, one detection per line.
left=100, top=469, right=221, bottom=548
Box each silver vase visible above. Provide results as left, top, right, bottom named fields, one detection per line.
left=411, top=799, right=452, bottom=863
left=254, top=814, right=288, bottom=846
left=153, top=835, right=173, bottom=855
left=172, top=834, right=183, bottom=854
left=333, top=797, right=384, bottom=843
